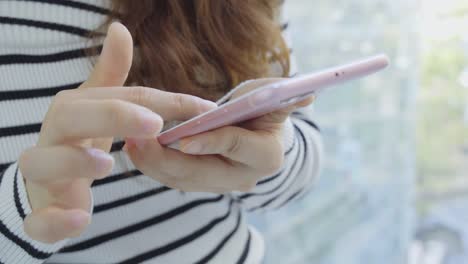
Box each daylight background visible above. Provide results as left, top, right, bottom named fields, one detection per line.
left=249, top=1, right=468, bottom=263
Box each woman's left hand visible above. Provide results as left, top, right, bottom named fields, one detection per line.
left=124, top=78, right=314, bottom=193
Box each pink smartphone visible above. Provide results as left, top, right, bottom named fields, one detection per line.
left=158, top=54, right=389, bottom=145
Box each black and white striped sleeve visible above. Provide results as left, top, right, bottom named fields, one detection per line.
left=0, top=163, right=69, bottom=263
left=233, top=108, right=323, bottom=213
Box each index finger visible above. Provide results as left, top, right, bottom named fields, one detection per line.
left=62, top=86, right=217, bottom=121
left=241, top=95, right=316, bottom=131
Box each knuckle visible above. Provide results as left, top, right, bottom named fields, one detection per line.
left=51, top=102, right=75, bottom=136
left=171, top=93, right=191, bottom=114
left=104, top=100, right=128, bottom=127
left=128, top=86, right=150, bottom=106
left=50, top=91, right=76, bottom=130
left=18, top=148, right=35, bottom=179
left=226, top=133, right=243, bottom=155
left=54, top=90, right=74, bottom=103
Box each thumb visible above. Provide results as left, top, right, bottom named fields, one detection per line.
left=242, top=95, right=316, bottom=131
left=80, top=22, right=133, bottom=88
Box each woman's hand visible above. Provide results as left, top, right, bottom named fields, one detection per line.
left=124, top=78, right=314, bottom=193
left=18, top=23, right=215, bottom=243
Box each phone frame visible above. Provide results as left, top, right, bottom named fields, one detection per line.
left=158, top=54, right=389, bottom=145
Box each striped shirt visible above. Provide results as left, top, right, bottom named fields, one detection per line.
left=0, top=1, right=323, bottom=263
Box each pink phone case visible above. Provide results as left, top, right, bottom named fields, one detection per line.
left=158, top=54, right=389, bottom=145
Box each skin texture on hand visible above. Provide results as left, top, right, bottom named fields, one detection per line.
left=19, top=22, right=216, bottom=243
left=21, top=22, right=135, bottom=243
left=124, top=78, right=315, bottom=194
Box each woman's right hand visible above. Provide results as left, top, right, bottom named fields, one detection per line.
left=17, top=23, right=216, bottom=243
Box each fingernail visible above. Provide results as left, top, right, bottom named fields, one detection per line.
left=87, top=148, right=114, bottom=173
left=71, top=211, right=90, bottom=228
left=139, top=110, right=162, bottom=134
left=126, top=138, right=146, bottom=150
left=182, top=141, right=202, bottom=154
left=198, top=99, right=218, bottom=113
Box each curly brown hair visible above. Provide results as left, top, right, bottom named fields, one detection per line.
left=99, top=0, right=290, bottom=101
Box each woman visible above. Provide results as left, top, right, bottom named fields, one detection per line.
left=0, top=1, right=322, bottom=263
